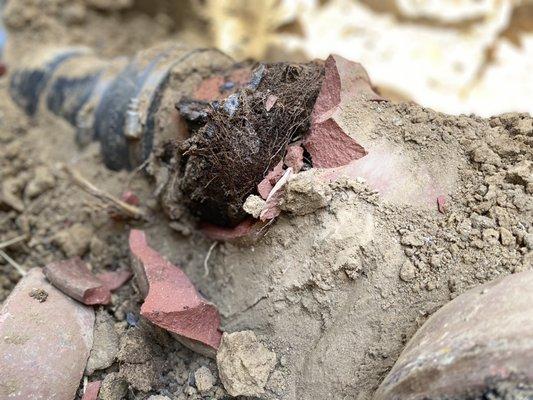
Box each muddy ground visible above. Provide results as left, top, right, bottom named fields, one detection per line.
left=0, top=1, right=532, bottom=400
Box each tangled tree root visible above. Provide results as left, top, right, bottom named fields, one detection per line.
left=174, top=62, right=324, bottom=227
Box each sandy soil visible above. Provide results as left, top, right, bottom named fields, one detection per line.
left=0, top=1, right=532, bottom=399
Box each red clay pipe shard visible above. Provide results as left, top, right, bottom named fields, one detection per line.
left=375, top=269, right=533, bottom=400
left=81, top=381, right=102, bottom=400
left=257, top=160, right=285, bottom=199
left=96, top=268, right=133, bottom=291
left=129, top=229, right=222, bottom=358
left=332, top=54, right=385, bottom=103
left=284, top=144, right=304, bottom=173
left=0, top=268, right=94, bottom=400
left=44, top=257, right=111, bottom=305
left=200, top=219, right=267, bottom=245
left=305, top=118, right=367, bottom=168
left=260, top=167, right=293, bottom=221
left=303, top=54, right=384, bottom=168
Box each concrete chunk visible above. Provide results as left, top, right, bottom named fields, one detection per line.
left=86, top=310, right=119, bottom=374
left=0, top=268, right=94, bottom=400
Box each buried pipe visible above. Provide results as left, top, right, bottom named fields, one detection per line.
left=9, top=43, right=235, bottom=170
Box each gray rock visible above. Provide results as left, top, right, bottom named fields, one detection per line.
left=399, top=260, right=416, bottom=282
left=25, top=165, right=55, bottom=198
left=86, top=310, right=119, bottom=374
left=53, top=223, right=93, bottom=257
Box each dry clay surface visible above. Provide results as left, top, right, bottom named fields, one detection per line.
left=1, top=1, right=532, bottom=399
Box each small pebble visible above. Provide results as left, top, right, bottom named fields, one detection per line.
left=194, top=366, right=215, bottom=393
left=126, top=312, right=139, bottom=327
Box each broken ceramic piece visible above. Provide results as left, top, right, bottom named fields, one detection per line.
left=260, top=168, right=293, bottom=221
left=96, top=268, right=132, bottom=291
left=0, top=268, right=94, bottom=400
left=257, top=160, right=285, bottom=199
left=129, top=229, right=222, bottom=358
left=303, top=54, right=384, bottom=168
left=44, top=257, right=111, bottom=305
left=81, top=381, right=101, bottom=400
left=376, top=269, right=533, bottom=400
left=200, top=219, right=266, bottom=244
left=284, top=144, right=305, bottom=173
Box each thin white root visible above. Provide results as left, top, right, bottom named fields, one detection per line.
left=203, top=242, right=218, bottom=278
left=0, top=249, right=27, bottom=276
left=0, top=234, right=27, bottom=250
left=60, top=164, right=146, bottom=220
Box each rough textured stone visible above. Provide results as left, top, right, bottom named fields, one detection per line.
left=25, top=165, right=55, bottom=198
left=0, top=268, right=94, bottom=400
left=98, top=373, right=128, bottom=400
left=217, top=331, right=277, bottom=397
left=81, top=380, right=101, bottom=400
left=129, top=229, right=222, bottom=358
left=303, top=54, right=384, bottom=169
left=44, top=257, right=111, bottom=305
left=280, top=169, right=332, bottom=216
left=376, top=269, right=533, bottom=400
left=86, top=310, right=119, bottom=374
left=120, top=361, right=158, bottom=392
left=399, top=260, right=416, bottom=282
left=195, top=366, right=215, bottom=393
left=243, top=195, right=266, bottom=219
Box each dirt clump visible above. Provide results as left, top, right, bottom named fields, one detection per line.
left=216, top=330, right=277, bottom=397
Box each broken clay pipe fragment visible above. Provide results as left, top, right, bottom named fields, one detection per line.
left=303, top=54, right=385, bottom=169
left=375, top=269, right=533, bottom=400
left=260, top=167, right=294, bottom=221
left=44, top=257, right=111, bottom=305
left=0, top=268, right=94, bottom=400
left=129, top=229, right=222, bottom=358
left=193, top=66, right=253, bottom=102
left=200, top=218, right=268, bottom=244
left=96, top=268, right=132, bottom=291
left=81, top=380, right=102, bottom=400
left=284, top=144, right=305, bottom=173
left=257, top=160, right=285, bottom=200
